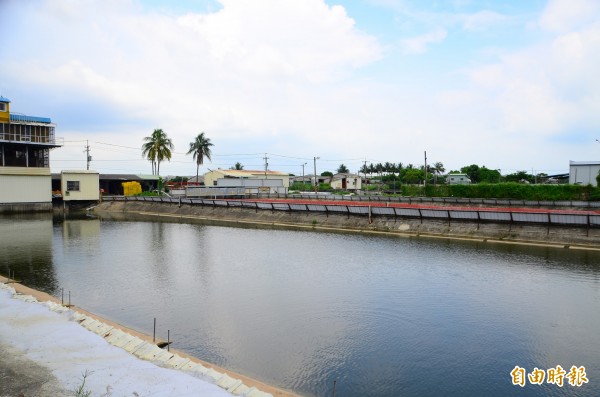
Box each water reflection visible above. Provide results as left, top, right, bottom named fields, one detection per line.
left=1, top=213, right=599, bottom=397
left=0, top=213, right=58, bottom=293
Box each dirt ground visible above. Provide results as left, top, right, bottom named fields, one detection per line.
left=0, top=342, right=67, bottom=397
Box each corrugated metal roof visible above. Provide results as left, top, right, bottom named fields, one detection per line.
left=0, top=96, right=10, bottom=103
left=570, top=160, right=600, bottom=166
left=10, top=114, right=52, bottom=123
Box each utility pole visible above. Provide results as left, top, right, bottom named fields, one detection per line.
left=302, top=162, right=307, bottom=184
left=263, top=153, right=269, bottom=179
left=313, top=156, right=320, bottom=191
left=424, top=151, right=427, bottom=190
left=85, top=140, right=91, bottom=170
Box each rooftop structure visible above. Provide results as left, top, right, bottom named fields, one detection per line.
left=1, top=97, right=63, bottom=212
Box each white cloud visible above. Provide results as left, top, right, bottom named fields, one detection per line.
left=2, top=0, right=600, bottom=176
left=436, top=5, right=600, bottom=169
left=538, top=0, right=600, bottom=32
left=1, top=0, right=384, bottom=174
left=400, top=28, right=447, bottom=54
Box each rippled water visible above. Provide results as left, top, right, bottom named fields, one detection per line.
left=1, top=213, right=599, bottom=396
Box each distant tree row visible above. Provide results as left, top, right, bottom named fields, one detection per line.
left=452, top=165, right=551, bottom=184
left=328, top=162, right=553, bottom=185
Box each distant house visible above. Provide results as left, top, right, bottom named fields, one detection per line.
left=330, top=173, right=362, bottom=191
left=569, top=161, right=600, bottom=187
left=446, top=173, right=471, bottom=185
left=290, top=175, right=312, bottom=185
left=204, top=169, right=290, bottom=188
left=0, top=96, right=62, bottom=212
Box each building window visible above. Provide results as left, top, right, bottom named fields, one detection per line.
left=0, top=103, right=6, bottom=112
left=67, top=181, right=80, bottom=191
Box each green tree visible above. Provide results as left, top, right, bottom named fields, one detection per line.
left=432, top=162, right=445, bottom=175
left=478, top=167, right=501, bottom=183
left=321, top=171, right=333, bottom=177
left=460, top=164, right=481, bottom=183
left=505, top=170, right=534, bottom=183
left=187, top=132, right=214, bottom=182
left=142, top=128, right=174, bottom=175
left=383, top=162, right=393, bottom=174
left=337, top=164, right=349, bottom=173
left=402, top=168, right=424, bottom=184
left=459, top=164, right=502, bottom=184
left=171, top=176, right=189, bottom=183
left=230, top=162, right=244, bottom=170
left=359, top=163, right=369, bottom=177
left=368, top=163, right=376, bottom=176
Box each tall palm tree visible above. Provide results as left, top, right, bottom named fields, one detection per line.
left=142, top=129, right=174, bottom=175
left=337, top=163, right=349, bottom=174
left=187, top=132, right=213, bottom=182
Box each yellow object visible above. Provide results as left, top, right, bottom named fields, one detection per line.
left=0, top=98, right=10, bottom=124
left=122, top=181, right=142, bottom=196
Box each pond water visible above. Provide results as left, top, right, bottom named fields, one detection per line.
left=1, top=213, right=599, bottom=396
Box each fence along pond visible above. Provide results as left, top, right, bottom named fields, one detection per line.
left=103, top=196, right=600, bottom=229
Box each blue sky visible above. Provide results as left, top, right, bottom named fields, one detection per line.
left=1, top=0, right=599, bottom=176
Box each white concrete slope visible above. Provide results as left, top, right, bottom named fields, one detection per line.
left=0, top=283, right=271, bottom=397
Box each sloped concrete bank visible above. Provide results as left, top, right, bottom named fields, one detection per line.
left=95, top=200, right=600, bottom=250
left=0, top=277, right=296, bottom=397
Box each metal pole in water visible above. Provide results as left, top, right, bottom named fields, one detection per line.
left=61, top=288, right=64, bottom=305
left=68, top=291, right=71, bottom=307
left=332, top=380, right=337, bottom=397
left=153, top=318, right=156, bottom=343
left=167, top=330, right=170, bottom=352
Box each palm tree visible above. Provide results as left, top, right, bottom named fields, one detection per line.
left=337, top=163, right=349, bottom=173
left=142, top=128, right=174, bottom=175
left=187, top=132, right=213, bottom=182
left=368, top=163, right=376, bottom=177
left=384, top=162, right=393, bottom=175
left=230, top=162, right=244, bottom=170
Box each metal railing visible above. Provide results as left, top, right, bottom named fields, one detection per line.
left=282, top=193, right=600, bottom=209
left=103, top=196, right=600, bottom=229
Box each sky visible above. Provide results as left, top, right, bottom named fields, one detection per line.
left=0, top=284, right=238, bottom=396
left=1, top=0, right=599, bottom=177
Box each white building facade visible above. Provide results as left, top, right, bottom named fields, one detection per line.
left=569, top=161, right=600, bottom=187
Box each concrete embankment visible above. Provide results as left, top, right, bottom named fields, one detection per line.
left=0, top=276, right=297, bottom=397
left=94, top=200, right=600, bottom=250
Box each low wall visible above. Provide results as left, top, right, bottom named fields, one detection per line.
left=94, top=200, right=600, bottom=249
left=0, top=202, right=52, bottom=213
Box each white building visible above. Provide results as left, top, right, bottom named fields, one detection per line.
left=569, top=161, right=600, bottom=186
left=61, top=170, right=100, bottom=201
left=203, top=169, right=290, bottom=188
left=330, top=173, right=362, bottom=190
left=446, top=173, right=471, bottom=185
